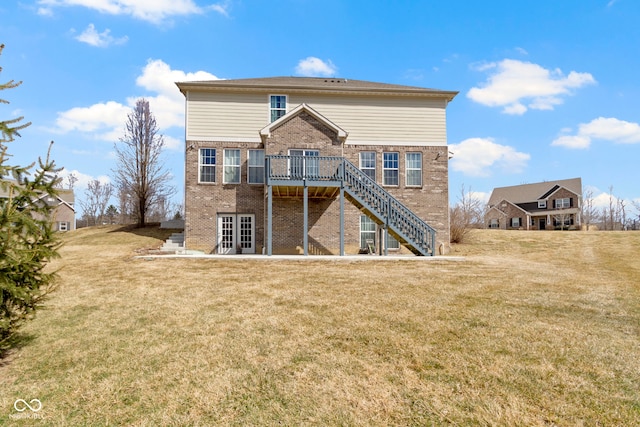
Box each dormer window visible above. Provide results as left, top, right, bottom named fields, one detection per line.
left=538, top=200, right=547, bottom=209
left=269, top=95, right=287, bottom=122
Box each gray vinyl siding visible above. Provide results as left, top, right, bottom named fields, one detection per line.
left=185, top=91, right=449, bottom=145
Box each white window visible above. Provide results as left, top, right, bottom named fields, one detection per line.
left=360, top=215, right=376, bottom=251
left=555, top=198, right=571, bottom=209
left=223, top=149, right=241, bottom=184
left=248, top=149, right=265, bottom=184
left=406, top=152, right=422, bottom=187
left=489, top=218, right=499, bottom=229
left=511, top=217, right=521, bottom=228
left=289, top=149, right=319, bottom=178
left=383, top=152, right=399, bottom=186
left=360, top=216, right=400, bottom=252
left=359, top=152, right=376, bottom=181
left=58, top=221, right=69, bottom=231
left=538, top=200, right=547, bottom=209
left=386, top=231, right=400, bottom=250
left=199, top=148, right=216, bottom=183
left=270, top=95, right=287, bottom=122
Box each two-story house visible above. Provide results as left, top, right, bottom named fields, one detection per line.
left=176, top=77, right=457, bottom=255
left=485, top=178, right=582, bottom=230
left=0, top=181, right=75, bottom=231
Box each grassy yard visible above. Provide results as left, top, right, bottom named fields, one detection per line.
left=1, top=226, right=639, bottom=425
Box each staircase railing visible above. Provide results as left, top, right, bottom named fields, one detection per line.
left=341, top=159, right=435, bottom=256
left=266, top=155, right=436, bottom=256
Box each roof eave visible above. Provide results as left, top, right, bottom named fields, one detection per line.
left=176, top=81, right=458, bottom=101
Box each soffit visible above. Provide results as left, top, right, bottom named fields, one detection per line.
left=176, top=77, right=458, bottom=100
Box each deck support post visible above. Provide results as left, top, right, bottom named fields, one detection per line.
left=340, top=186, right=345, bottom=256
left=303, top=183, right=308, bottom=256
left=267, top=184, right=273, bottom=256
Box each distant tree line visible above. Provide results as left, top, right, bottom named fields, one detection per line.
left=583, top=186, right=640, bottom=231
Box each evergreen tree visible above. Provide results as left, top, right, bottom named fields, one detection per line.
left=0, top=44, right=61, bottom=355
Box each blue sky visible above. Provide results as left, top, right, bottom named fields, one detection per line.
left=2, top=0, right=640, bottom=216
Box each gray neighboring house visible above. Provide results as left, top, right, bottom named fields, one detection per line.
left=485, top=178, right=582, bottom=230
left=0, top=181, right=76, bottom=231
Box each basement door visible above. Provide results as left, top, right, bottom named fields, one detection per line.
left=217, top=214, right=255, bottom=254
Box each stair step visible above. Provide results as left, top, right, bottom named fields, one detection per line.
left=161, top=232, right=185, bottom=252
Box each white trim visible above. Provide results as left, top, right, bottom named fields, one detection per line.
left=217, top=213, right=255, bottom=254
left=186, top=136, right=262, bottom=143
left=269, top=94, right=288, bottom=123
left=382, top=151, right=399, bottom=187
left=198, top=148, right=217, bottom=184
left=359, top=151, right=376, bottom=181
left=344, top=140, right=447, bottom=147
left=544, top=185, right=579, bottom=200
left=405, top=152, right=422, bottom=187
left=222, top=149, right=241, bottom=184
left=247, top=149, right=265, bottom=184
left=554, top=197, right=571, bottom=209
left=260, top=103, right=348, bottom=141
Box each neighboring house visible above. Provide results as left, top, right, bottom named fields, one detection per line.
left=39, top=189, right=76, bottom=232
left=485, top=178, right=582, bottom=230
left=176, top=77, right=457, bottom=255
left=0, top=181, right=76, bottom=231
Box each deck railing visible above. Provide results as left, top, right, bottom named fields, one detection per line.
left=266, top=155, right=436, bottom=255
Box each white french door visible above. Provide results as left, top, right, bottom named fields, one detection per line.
left=217, top=214, right=255, bottom=254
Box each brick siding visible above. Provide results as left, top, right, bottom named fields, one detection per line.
left=185, top=110, right=449, bottom=254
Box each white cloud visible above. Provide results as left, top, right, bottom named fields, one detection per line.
left=37, top=0, right=229, bottom=24
left=163, top=135, right=182, bottom=150
left=589, top=190, right=622, bottom=211
left=449, top=137, right=530, bottom=177
left=515, top=47, right=528, bottom=56
left=467, top=59, right=596, bottom=115
left=552, top=117, right=640, bottom=149
left=58, top=168, right=111, bottom=191
left=550, top=135, right=591, bottom=149
left=37, top=6, right=53, bottom=16
left=50, top=59, right=219, bottom=148
left=75, top=24, right=128, bottom=47
left=132, top=58, right=220, bottom=129
left=295, top=57, right=337, bottom=77
left=52, top=101, right=130, bottom=139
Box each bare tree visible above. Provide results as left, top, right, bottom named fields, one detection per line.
left=113, top=99, right=174, bottom=227
left=116, top=182, right=134, bottom=224
left=619, top=198, right=627, bottom=230
left=553, top=210, right=572, bottom=230
left=607, top=185, right=617, bottom=230
left=80, top=179, right=113, bottom=226
left=65, top=172, right=78, bottom=190
left=631, top=200, right=640, bottom=230
left=450, top=184, right=485, bottom=243
left=582, top=188, right=598, bottom=231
